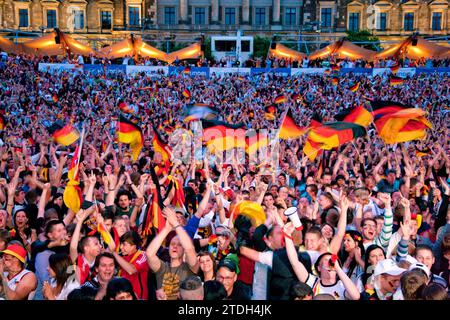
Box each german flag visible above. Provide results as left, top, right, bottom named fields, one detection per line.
left=390, top=76, right=404, bottom=86
left=167, top=175, right=186, bottom=209
left=331, top=64, right=340, bottom=72
left=183, top=103, right=218, bottom=122
left=390, top=64, right=400, bottom=74
left=368, top=100, right=409, bottom=119
left=415, top=146, right=431, bottom=157
left=0, top=114, right=5, bottom=130
left=394, top=119, right=432, bottom=144
left=152, top=126, right=172, bottom=165
left=48, top=123, right=80, bottom=146
left=349, top=82, right=360, bottom=93
left=52, top=93, right=59, bottom=103
left=246, top=130, right=269, bottom=155
left=182, top=89, right=191, bottom=99
left=310, top=112, right=323, bottom=128
left=264, top=105, right=276, bottom=121
left=118, top=100, right=133, bottom=114
left=324, top=69, right=331, bottom=75
left=334, top=105, right=373, bottom=127
left=117, top=116, right=143, bottom=161
left=142, top=165, right=165, bottom=236
left=274, top=95, right=287, bottom=104
left=332, top=76, right=339, bottom=86
left=97, top=219, right=116, bottom=249
left=230, top=200, right=266, bottom=227
left=183, top=67, right=191, bottom=74
left=201, top=119, right=246, bottom=152
left=304, top=122, right=367, bottom=160
left=63, top=143, right=83, bottom=213
left=374, top=107, right=432, bottom=144
left=279, top=109, right=307, bottom=140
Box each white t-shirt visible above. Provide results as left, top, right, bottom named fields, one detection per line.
left=305, top=274, right=347, bottom=300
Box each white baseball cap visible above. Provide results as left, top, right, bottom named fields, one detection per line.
left=408, top=263, right=431, bottom=278
left=374, top=259, right=407, bottom=277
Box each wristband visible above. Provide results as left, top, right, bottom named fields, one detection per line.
left=173, top=224, right=182, bottom=230
left=283, top=231, right=293, bottom=240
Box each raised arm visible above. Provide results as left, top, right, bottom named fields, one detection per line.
left=282, top=222, right=309, bottom=283
left=145, top=220, right=171, bottom=272
left=329, top=195, right=349, bottom=254
left=164, top=207, right=199, bottom=272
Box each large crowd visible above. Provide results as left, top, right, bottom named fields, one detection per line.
left=0, top=53, right=448, bottom=301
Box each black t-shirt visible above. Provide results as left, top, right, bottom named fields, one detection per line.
left=268, top=248, right=312, bottom=300
left=226, top=280, right=251, bottom=300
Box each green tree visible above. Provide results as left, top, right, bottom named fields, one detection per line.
left=253, top=36, right=271, bottom=58
left=345, top=30, right=381, bottom=51
left=203, top=37, right=212, bottom=61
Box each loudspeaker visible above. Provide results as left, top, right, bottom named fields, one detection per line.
left=271, top=42, right=276, bottom=50
left=201, top=44, right=205, bottom=51
left=411, top=38, right=418, bottom=46
left=55, top=34, right=60, bottom=44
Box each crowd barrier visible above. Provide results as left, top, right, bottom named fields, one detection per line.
left=38, top=63, right=450, bottom=78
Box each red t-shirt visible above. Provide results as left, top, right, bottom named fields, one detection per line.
left=121, top=250, right=149, bottom=300
left=237, top=254, right=254, bottom=286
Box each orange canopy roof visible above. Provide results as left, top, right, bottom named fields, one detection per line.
left=374, top=37, right=449, bottom=60
left=309, top=40, right=376, bottom=61
left=269, top=43, right=306, bottom=61
left=165, top=42, right=202, bottom=63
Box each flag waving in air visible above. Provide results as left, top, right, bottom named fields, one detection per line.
left=63, top=128, right=85, bottom=214
left=48, top=122, right=80, bottom=146
left=117, top=115, right=144, bottom=161
left=334, top=105, right=373, bottom=127
left=278, top=109, right=307, bottom=140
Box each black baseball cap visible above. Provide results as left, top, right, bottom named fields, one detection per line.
left=218, top=259, right=237, bottom=273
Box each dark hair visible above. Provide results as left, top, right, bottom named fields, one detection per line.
left=180, top=276, right=203, bottom=291
left=105, top=278, right=137, bottom=300
left=361, top=244, right=386, bottom=287
left=314, top=252, right=341, bottom=276
left=45, top=220, right=65, bottom=237
left=0, top=229, right=12, bottom=245
left=421, top=283, right=448, bottom=300
left=94, top=252, right=116, bottom=269
left=120, top=230, right=141, bottom=247
left=67, top=286, right=97, bottom=300
left=360, top=217, right=377, bottom=228
left=79, top=235, right=98, bottom=254
left=306, top=184, right=318, bottom=194
left=116, top=190, right=131, bottom=202
left=414, top=244, right=433, bottom=257
left=203, top=280, right=227, bottom=300
left=339, top=230, right=365, bottom=278
left=48, top=253, right=73, bottom=288
left=289, top=281, right=313, bottom=300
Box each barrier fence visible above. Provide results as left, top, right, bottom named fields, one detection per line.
left=38, top=64, right=450, bottom=78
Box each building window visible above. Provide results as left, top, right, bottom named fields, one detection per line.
left=19, top=9, right=28, bottom=27
left=225, top=8, right=235, bottom=25
left=285, top=8, right=296, bottom=25
left=101, top=11, right=112, bottom=29
left=377, top=12, right=387, bottom=31
left=432, top=12, right=442, bottom=31
left=348, top=12, right=359, bottom=31
left=321, top=8, right=332, bottom=28
left=404, top=12, right=414, bottom=31
left=128, top=6, right=140, bottom=26
left=164, top=7, right=175, bottom=25
left=255, top=8, right=265, bottom=25
left=74, top=10, right=84, bottom=29
left=194, top=7, right=205, bottom=25
left=47, top=10, right=56, bottom=28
